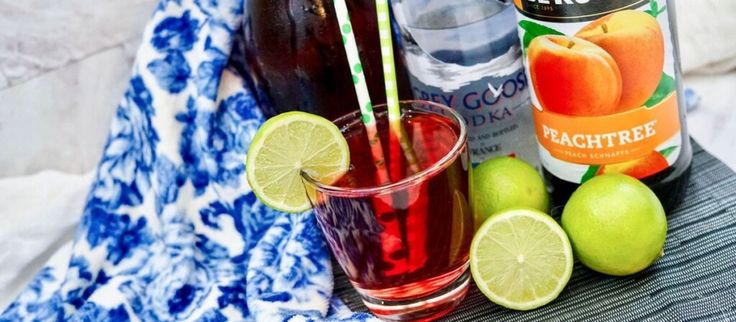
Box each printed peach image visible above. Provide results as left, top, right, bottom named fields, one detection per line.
left=576, top=10, right=665, bottom=112
left=596, top=151, right=668, bottom=179
left=528, top=35, right=622, bottom=116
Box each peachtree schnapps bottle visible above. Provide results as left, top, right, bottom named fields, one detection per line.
left=391, top=0, right=540, bottom=168
left=513, top=0, right=691, bottom=209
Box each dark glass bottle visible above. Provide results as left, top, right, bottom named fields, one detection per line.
left=243, top=0, right=412, bottom=121
left=513, top=0, right=692, bottom=211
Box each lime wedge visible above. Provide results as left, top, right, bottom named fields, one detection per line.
left=246, top=112, right=350, bottom=213
left=470, top=209, right=573, bottom=311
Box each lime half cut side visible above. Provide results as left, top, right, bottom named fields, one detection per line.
left=470, top=209, right=573, bottom=311
left=246, top=111, right=350, bottom=213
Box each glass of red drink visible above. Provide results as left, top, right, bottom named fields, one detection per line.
left=302, top=101, right=473, bottom=321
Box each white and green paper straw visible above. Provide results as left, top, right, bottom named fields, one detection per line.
left=375, top=0, right=400, bottom=119
left=375, top=0, right=420, bottom=173
left=334, top=0, right=390, bottom=184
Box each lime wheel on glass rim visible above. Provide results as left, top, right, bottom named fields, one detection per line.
left=245, top=111, right=350, bottom=213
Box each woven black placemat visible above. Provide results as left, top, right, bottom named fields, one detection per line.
left=333, top=140, right=736, bottom=321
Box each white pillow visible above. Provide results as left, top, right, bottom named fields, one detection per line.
left=675, top=0, right=736, bottom=74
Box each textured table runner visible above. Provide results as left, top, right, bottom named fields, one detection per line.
left=334, top=140, right=736, bottom=321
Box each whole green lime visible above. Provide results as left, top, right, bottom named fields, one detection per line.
left=561, top=174, right=667, bottom=276
left=472, top=156, right=549, bottom=228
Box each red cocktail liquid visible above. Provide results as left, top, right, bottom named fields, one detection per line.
left=309, top=105, right=473, bottom=320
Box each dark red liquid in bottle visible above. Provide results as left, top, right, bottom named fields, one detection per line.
left=243, top=0, right=412, bottom=121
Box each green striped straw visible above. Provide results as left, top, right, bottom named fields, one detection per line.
left=333, top=0, right=390, bottom=184
left=375, top=0, right=420, bottom=173
left=375, top=0, right=400, bottom=118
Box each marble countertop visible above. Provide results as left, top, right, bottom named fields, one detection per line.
left=0, top=0, right=734, bottom=177
left=0, top=0, right=156, bottom=176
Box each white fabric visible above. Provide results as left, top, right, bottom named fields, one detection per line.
left=676, top=0, right=736, bottom=74
left=0, top=171, right=92, bottom=310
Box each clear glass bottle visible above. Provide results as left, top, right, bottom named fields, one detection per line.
left=392, top=0, right=540, bottom=168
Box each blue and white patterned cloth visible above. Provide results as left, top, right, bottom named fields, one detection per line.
left=1, top=1, right=377, bottom=321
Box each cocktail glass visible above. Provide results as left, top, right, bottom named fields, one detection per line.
left=302, top=100, right=473, bottom=321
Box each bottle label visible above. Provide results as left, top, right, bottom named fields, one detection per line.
left=514, top=0, right=683, bottom=183
left=408, top=68, right=540, bottom=167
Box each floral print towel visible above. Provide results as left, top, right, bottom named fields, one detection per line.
left=0, top=1, right=376, bottom=321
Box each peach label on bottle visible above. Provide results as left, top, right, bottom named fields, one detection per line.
left=534, top=93, right=679, bottom=165
left=514, top=0, right=683, bottom=184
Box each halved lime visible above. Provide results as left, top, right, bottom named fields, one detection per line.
left=470, top=209, right=573, bottom=311
left=245, top=112, right=350, bottom=213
